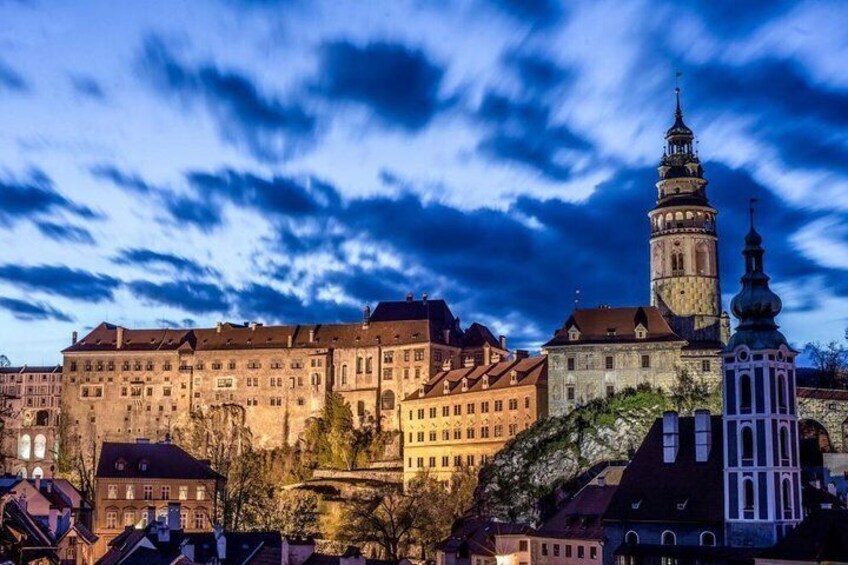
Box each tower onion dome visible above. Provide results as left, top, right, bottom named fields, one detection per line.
left=727, top=214, right=788, bottom=350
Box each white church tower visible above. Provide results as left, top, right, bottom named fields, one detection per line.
left=723, top=207, right=803, bottom=547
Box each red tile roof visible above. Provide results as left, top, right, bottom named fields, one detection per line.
left=405, top=356, right=547, bottom=401
left=545, top=306, right=683, bottom=347
left=797, top=387, right=848, bottom=401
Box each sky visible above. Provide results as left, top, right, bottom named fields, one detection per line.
left=2, top=0, right=848, bottom=364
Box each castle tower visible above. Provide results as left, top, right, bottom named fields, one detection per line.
left=722, top=210, right=802, bottom=547
left=649, top=87, right=723, bottom=344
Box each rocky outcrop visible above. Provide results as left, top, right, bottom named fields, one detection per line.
left=473, top=385, right=673, bottom=523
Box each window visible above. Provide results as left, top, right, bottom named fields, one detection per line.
left=641, top=355, right=650, bottom=369
left=467, top=427, right=475, bottom=439
left=509, top=423, right=517, bottom=436
left=590, top=547, right=597, bottom=560
left=508, top=398, right=518, bottom=410
left=365, top=357, right=373, bottom=373
left=383, top=368, right=393, bottom=381
left=553, top=544, right=560, bottom=557
left=671, top=251, right=684, bottom=276
left=418, top=408, right=425, bottom=419
left=739, top=374, right=753, bottom=412
left=661, top=531, right=676, bottom=545
left=542, top=544, right=548, bottom=556
left=383, top=351, right=394, bottom=364
left=743, top=478, right=755, bottom=511
left=18, top=435, right=31, bottom=460
left=454, top=404, right=462, bottom=416
left=481, top=426, right=490, bottom=438
left=161, top=485, right=170, bottom=499
left=741, top=426, right=755, bottom=462
left=404, top=350, right=411, bottom=362
left=107, top=485, right=118, bottom=499
left=106, top=511, right=117, bottom=529
left=625, top=531, right=639, bottom=545
left=566, top=544, right=573, bottom=557
left=494, top=400, right=503, bottom=411
left=430, top=431, right=437, bottom=441
left=179, top=486, right=188, bottom=500
left=782, top=477, right=793, bottom=516
left=467, top=454, right=475, bottom=466
left=605, top=356, right=614, bottom=370
left=567, top=357, right=576, bottom=371
left=578, top=546, right=585, bottom=559
left=779, top=426, right=791, bottom=462
left=606, top=385, right=615, bottom=398
left=442, top=430, right=450, bottom=441
left=216, top=377, right=234, bottom=389
left=193, top=511, right=205, bottom=529
left=777, top=374, right=788, bottom=412
left=481, top=401, right=489, bottom=413
left=143, top=485, right=153, bottom=500
left=700, top=532, right=716, bottom=546
left=701, top=360, right=711, bottom=373
left=417, top=432, right=425, bottom=442
left=381, top=390, right=395, bottom=411
left=567, top=386, right=575, bottom=401
left=453, top=429, right=461, bottom=440
left=125, top=485, right=134, bottom=499
left=494, top=424, right=503, bottom=437
left=467, top=403, right=475, bottom=414
left=429, top=407, right=437, bottom=418
left=519, top=540, right=528, bottom=552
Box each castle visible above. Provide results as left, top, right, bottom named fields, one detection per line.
left=545, top=88, right=729, bottom=415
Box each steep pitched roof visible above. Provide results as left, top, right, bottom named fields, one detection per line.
left=436, top=519, right=533, bottom=558
left=535, top=484, right=618, bottom=541
left=604, top=415, right=724, bottom=525
left=405, top=356, right=547, bottom=401
left=757, top=509, right=848, bottom=563
left=96, top=442, right=221, bottom=481
left=461, top=322, right=502, bottom=349
left=544, top=306, right=683, bottom=347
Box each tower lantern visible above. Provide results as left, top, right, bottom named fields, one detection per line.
left=649, top=86, right=723, bottom=345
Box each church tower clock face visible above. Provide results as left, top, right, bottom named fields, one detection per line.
left=648, top=87, right=722, bottom=344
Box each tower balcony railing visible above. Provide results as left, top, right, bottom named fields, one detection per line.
left=652, top=225, right=715, bottom=236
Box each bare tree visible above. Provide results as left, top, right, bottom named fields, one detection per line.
left=805, top=330, right=848, bottom=388
left=338, top=485, right=423, bottom=560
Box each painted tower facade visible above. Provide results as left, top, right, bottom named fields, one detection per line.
left=649, top=89, right=723, bottom=345
left=722, top=217, right=803, bottom=547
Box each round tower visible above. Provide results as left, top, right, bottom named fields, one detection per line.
left=649, top=87, right=722, bottom=344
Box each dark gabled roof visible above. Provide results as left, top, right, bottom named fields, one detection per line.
left=405, top=356, right=546, bottom=401
left=604, top=415, right=724, bottom=525
left=435, top=519, right=532, bottom=557
left=96, top=442, right=221, bottom=481
left=461, top=322, right=502, bottom=349
left=535, top=484, right=618, bottom=541
left=544, top=306, right=683, bottom=347
left=370, top=298, right=454, bottom=324
left=183, top=531, right=281, bottom=565
left=758, top=509, right=848, bottom=563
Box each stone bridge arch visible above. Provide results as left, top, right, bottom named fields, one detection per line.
left=797, top=387, right=848, bottom=453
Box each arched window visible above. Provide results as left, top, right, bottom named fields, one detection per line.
left=17, top=467, right=27, bottom=479
left=777, top=374, right=788, bottom=412
left=671, top=253, right=685, bottom=276
left=741, top=426, right=755, bottom=462
left=739, top=374, right=753, bottom=412
left=779, top=426, right=790, bottom=463
left=311, top=373, right=321, bottom=386
left=381, top=390, right=395, bottom=411
left=32, top=466, right=44, bottom=479
left=782, top=478, right=793, bottom=515
left=18, top=434, right=32, bottom=460
left=33, top=434, right=46, bottom=460
left=742, top=478, right=755, bottom=511
left=661, top=531, right=676, bottom=545
left=625, top=531, right=639, bottom=545
left=700, top=532, right=716, bottom=546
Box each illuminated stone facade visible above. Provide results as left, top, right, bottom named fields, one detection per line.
left=402, top=355, right=547, bottom=484
left=0, top=365, right=62, bottom=478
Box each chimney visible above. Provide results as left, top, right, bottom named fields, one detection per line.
left=71, top=331, right=78, bottom=345
left=406, top=292, right=413, bottom=302
left=362, top=305, right=371, bottom=328
left=168, top=502, right=181, bottom=531
left=146, top=506, right=156, bottom=528
left=483, top=342, right=491, bottom=366
left=662, top=411, right=679, bottom=463
left=48, top=507, right=58, bottom=535
left=216, top=322, right=223, bottom=334
left=157, top=518, right=170, bottom=543
left=287, top=334, right=293, bottom=348
left=214, top=524, right=226, bottom=559
left=499, top=335, right=507, bottom=350
left=116, top=326, right=124, bottom=349
left=515, top=349, right=529, bottom=360
left=422, top=292, right=428, bottom=304
left=308, top=328, right=315, bottom=342
left=694, top=409, right=712, bottom=462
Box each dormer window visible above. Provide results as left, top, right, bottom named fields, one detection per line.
left=568, top=327, right=581, bottom=342
left=443, top=381, right=450, bottom=395
left=138, top=459, right=149, bottom=472
left=635, top=324, right=647, bottom=340
left=631, top=499, right=642, bottom=510
left=676, top=498, right=688, bottom=511
left=481, top=375, right=489, bottom=389
left=510, top=371, right=518, bottom=385
left=114, top=458, right=127, bottom=472
left=461, top=378, right=468, bottom=392
left=606, top=328, right=616, bottom=337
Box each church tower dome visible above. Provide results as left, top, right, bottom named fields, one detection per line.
left=723, top=209, right=802, bottom=547
left=649, top=86, right=723, bottom=345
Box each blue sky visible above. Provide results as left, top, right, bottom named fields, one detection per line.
left=2, top=0, right=848, bottom=364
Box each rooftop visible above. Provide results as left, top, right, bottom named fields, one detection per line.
left=544, top=306, right=683, bottom=347
left=95, top=441, right=222, bottom=481
left=405, top=355, right=547, bottom=401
